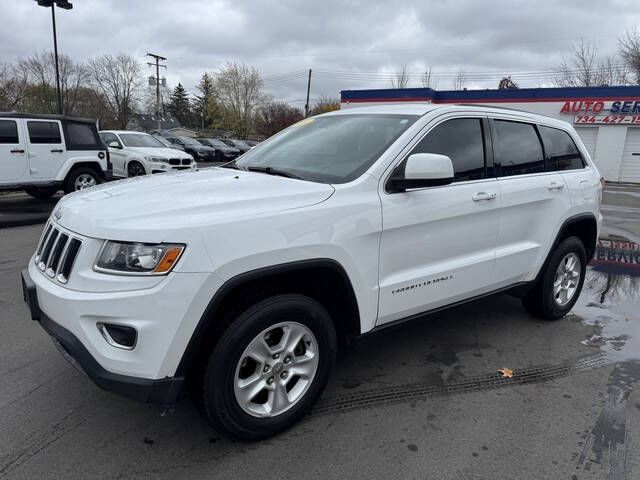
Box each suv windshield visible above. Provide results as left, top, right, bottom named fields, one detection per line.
left=120, top=133, right=165, bottom=148
left=235, top=114, right=418, bottom=183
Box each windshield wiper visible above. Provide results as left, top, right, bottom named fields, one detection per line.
left=246, top=166, right=302, bottom=180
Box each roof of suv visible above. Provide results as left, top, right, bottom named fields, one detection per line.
left=328, top=103, right=571, bottom=129
left=0, top=112, right=97, bottom=123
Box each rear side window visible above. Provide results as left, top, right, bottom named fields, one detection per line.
left=66, top=122, right=100, bottom=148
left=493, top=120, right=544, bottom=177
left=411, top=118, right=486, bottom=182
left=538, top=126, right=585, bottom=171
left=27, top=121, right=61, bottom=144
left=0, top=120, right=18, bottom=143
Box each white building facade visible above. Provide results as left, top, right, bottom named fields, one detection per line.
left=341, top=86, right=640, bottom=184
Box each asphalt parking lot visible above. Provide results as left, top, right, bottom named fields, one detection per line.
left=1, top=185, right=640, bottom=479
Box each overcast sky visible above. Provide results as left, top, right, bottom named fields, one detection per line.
left=3, top=0, right=639, bottom=107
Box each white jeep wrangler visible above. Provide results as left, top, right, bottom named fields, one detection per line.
left=0, top=113, right=111, bottom=198
left=21, top=104, right=602, bottom=439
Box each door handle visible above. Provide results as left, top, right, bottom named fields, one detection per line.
left=472, top=192, right=497, bottom=201
left=50, top=149, right=63, bottom=153
left=548, top=182, right=565, bottom=191
left=10, top=149, right=24, bottom=153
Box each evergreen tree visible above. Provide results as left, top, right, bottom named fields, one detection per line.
left=168, top=83, right=191, bottom=127
left=194, top=73, right=215, bottom=128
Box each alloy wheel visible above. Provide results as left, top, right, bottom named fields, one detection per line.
left=553, top=252, right=581, bottom=306
left=74, top=173, right=97, bottom=190
left=233, top=322, right=319, bottom=418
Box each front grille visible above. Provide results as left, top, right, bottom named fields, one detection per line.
left=169, top=158, right=180, bottom=165
left=34, top=223, right=82, bottom=284
left=181, top=158, right=191, bottom=165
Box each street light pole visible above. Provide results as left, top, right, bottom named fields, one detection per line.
left=50, top=4, right=62, bottom=114
left=35, top=0, right=73, bottom=115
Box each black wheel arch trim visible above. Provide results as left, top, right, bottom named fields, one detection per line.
left=534, top=212, right=597, bottom=284
left=174, top=258, right=360, bottom=377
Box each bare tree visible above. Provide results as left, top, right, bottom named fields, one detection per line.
left=556, top=39, right=628, bottom=87
left=255, top=101, right=304, bottom=137
left=310, top=95, right=340, bottom=115
left=213, top=61, right=265, bottom=138
left=19, top=51, right=88, bottom=114
left=619, top=28, right=640, bottom=84
left=390, top=64, right=410, bottom=88
left=453, top=68, right=467, bottom=90
left=88, top=54, right=142, bottom=129
left=0, top=62, right=29, bottom=111
left=498, top=76, right=518, bottom=89
left=421, top=66, right=438, bottom=89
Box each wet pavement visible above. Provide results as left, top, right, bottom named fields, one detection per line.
left=1, top=185, right=640, bottom=479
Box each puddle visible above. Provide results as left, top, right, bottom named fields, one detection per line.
left=572, top=239, right=640, bottom=362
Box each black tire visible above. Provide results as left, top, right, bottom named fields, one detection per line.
left=63, top=167, right=101, bottom=194
left=522, top=236, right=586, bottom=320
left=127, top=161, right=146, bottom=177
left=201, top=294, right=337, bottom=440
left=25, top=187, right=58, bottom=200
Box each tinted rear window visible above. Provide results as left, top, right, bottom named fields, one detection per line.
left=538, top=126, right=585, bottom=171
left=493, top=120, right=544, bottom=177
left=66, top=122, right=100, bottom=148
left=27, top=121, right=62, bottom=144
left=0, top=120, right=18, bottom=143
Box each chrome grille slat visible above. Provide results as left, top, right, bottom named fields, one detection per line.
left=46, top=233, right=68, bottom=276
left=35, top=223, right=53, bottom=263
left=39, top=230, right=59, bottom=270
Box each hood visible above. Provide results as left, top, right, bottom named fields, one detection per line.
left=128, top=147, right=190, bottom=158
left=55, top=168, right=335, bottom=242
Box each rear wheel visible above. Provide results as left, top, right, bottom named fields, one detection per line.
left=522, top=236, right=586, bottom=320
left=25, top=187, right=58, bottom=200
left=201, top=294, right=336, bottom=440
left=63, top=167, right=101, bottom=194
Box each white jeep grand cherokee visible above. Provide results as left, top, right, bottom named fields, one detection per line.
left=22, top=104, right=602, bottom=439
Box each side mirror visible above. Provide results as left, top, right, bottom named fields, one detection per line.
left=108, top=141, right=122, bottom=149
left=387, top=153, right=454, bottom=193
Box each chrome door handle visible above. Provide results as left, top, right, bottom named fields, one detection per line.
left=472, top=192, right=497, bottom=201
left=548, top=182, right=565, bottom=191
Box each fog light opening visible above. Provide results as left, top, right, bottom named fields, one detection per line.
left=97, top=323, right=137, bottom=350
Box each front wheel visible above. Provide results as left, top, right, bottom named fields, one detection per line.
left=201, top=294, right=337, bottom=440
left=127, top=161, right=146, bottom=177
left=522, top=236, right=586, bottom=320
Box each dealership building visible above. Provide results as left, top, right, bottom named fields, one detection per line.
left=341, top=85, right=640, bottom=184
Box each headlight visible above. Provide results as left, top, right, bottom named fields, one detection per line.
left=145, top=155, right=169, bottom=163
left=95, top=241, right=185, bottom=275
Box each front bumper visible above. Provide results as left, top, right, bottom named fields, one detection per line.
left=21, top=268, right=187, bottom=405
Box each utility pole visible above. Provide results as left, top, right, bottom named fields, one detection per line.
left=146, top=53, right=167, bottom=130
left=304, top=69, right=312, bottom=117
left=35, top=0, right=73, bottom=115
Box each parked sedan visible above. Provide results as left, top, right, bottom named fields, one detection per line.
left=197, top=138, right=241, bottom=161
left=222, top=138, right=252, bottom=153
left=99, top=131, right=196, bottom=177
left=165, top=136, right=217, bottom=161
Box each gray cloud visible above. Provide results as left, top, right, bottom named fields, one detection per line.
left=2, top=0, right=639, bottom=107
